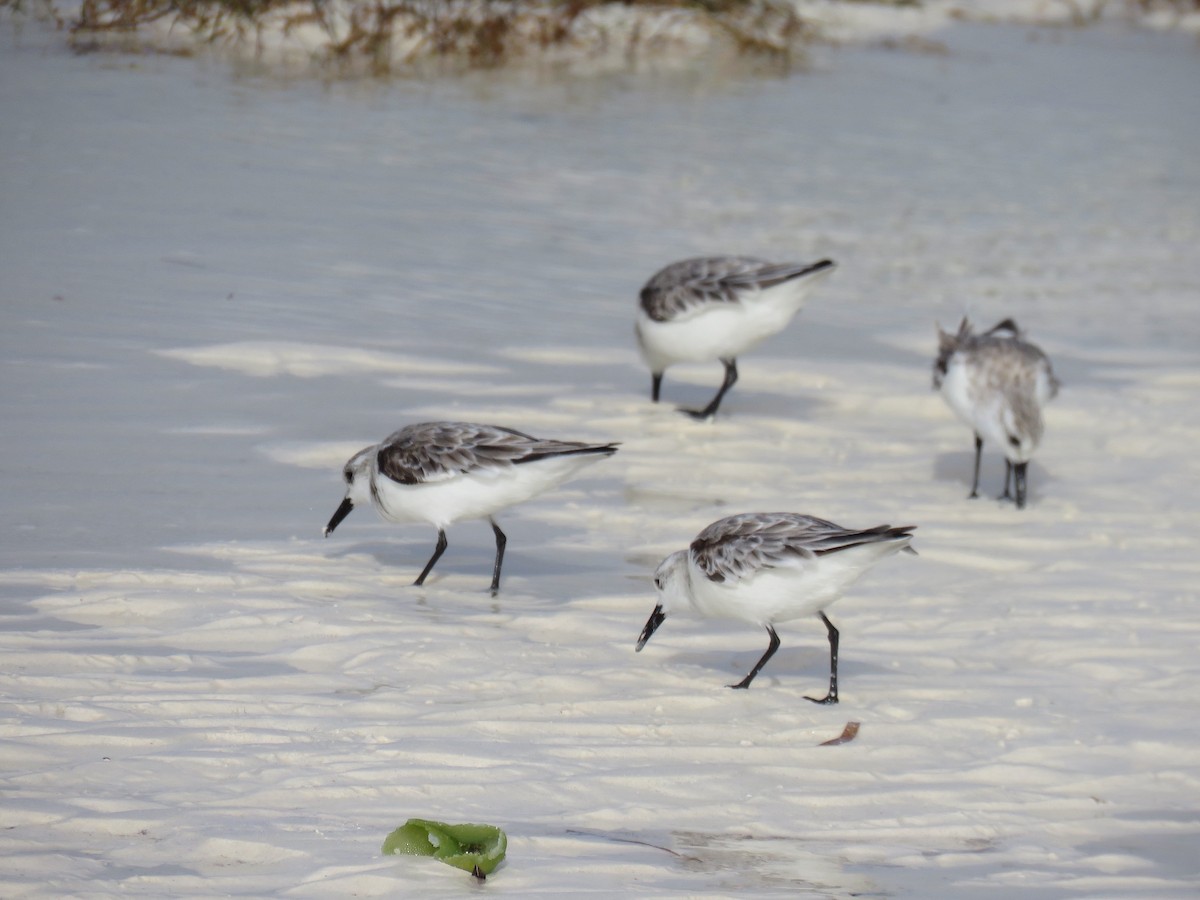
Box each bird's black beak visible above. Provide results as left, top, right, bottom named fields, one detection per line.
left=635, top=605, right=666, bottom=651
left=323, top=497, right=354, bottom=537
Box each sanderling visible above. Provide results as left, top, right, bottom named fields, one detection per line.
left=324, top=422, right=618, bottom=595
left=933, top=317, right=1059, bottom=509
left=636, top=513, right=916, bottom=699
left=635, top=256, right=837, bottom=419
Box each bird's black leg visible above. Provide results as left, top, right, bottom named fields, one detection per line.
left=969, top=433, right=983, bottom=498
left=651, top=372, right=663, bottom=403
left=683, top=357, right=738, bottom=420
left=1000, top=459, right=1015, bottom=503
left=488, top=518, right=507, bottom=596
left=413, top=529, right=448, bottom=586
left=729, top=625, right=779, bottom=690
left=804, top=612, right=840, bottom=705
left=1013, top=461, right=1028, bottom=510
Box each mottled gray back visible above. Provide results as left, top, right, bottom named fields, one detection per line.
left=691, top=512, right=916, bottom=584
left=934, top=316, right=1060, bottom=401
left=376, top=422, right=617, bottom=486
left=639, top=256, right=830, bottom=323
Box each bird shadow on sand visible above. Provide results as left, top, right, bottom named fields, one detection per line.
left=656, top=383, right=829, bottom=425
left=932, top=450, right=1053, bottom=505
left=662, top=644, right=890, bottom=691
left=325, top=537, right=623, bottom=587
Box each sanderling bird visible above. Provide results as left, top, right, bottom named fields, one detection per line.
left=324, top=422, right=619, bottom=595
left=636, top=513, right=916, bottom=699
left=635, top=256, right=837, bottom=419
left=933, top=317, right=1059, bottom=509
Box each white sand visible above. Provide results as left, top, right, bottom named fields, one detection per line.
left=2, top=13, right=1199, bottom=898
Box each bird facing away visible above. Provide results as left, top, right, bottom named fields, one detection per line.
left=635, top=256, right=837, bottom=420
left=324, top=422, right=619, bottom=595
left=933, top=317, right=1059, bottom=509
left=636, top=513, right=917, bottom=699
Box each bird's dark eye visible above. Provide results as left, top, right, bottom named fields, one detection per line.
left=654, top=577, right=664, bottom=590
left=344, top=469, right=354, bottom=484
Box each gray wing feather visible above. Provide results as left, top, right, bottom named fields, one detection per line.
left=639, top=256, right=766, bottom=322
left=377, top=422, right=617, bottom=485
left=692, top=513, right=916, bottom=584
left=640, top=256, right=831, bottom=323
left=964, top=333, right=1060, bottom=400
left=936, top=316, right=1059, bottom=400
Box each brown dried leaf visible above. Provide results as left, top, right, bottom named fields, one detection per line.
left=818, top=721, right=860, bottom=746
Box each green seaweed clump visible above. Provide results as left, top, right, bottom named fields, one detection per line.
left=382, top=818, right=507, bottom=880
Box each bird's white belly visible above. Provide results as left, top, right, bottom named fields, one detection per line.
left=939, top=361, right=980, bottom=428
left=687, top=554, right=873, bottom=627
left=638, top=297, right=799, bottom=365
left=372, top=455, right=602, bottom=528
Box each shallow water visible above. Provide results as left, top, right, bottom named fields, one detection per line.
left=2, top=22, right=1197, bottom=574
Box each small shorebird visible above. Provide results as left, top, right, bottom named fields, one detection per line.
left=324, top=422, right=618, bottom=594
left=933, top=317, right=1059, bottom=509
left=635, top=256, right=836, bottom=419
left=636, top=513, right=917, bottom=699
